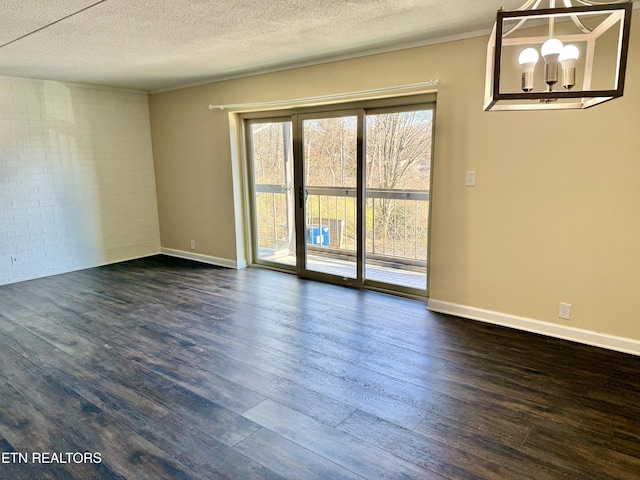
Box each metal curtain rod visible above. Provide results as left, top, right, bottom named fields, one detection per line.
left=207, top=80, right=439, bottom=111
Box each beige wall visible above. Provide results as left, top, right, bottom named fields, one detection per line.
left=149, top=16, right=640, bottom=342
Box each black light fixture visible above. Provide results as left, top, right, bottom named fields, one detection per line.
left=484, top=1, right=633, bottom=111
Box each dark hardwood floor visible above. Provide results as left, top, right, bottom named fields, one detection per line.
left=1, top=255, right=639, bottom=479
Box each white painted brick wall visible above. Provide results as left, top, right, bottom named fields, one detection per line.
left=0, top=75, right=160, bottom=285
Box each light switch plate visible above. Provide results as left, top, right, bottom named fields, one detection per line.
left=465, top=171, right=476, bottom=187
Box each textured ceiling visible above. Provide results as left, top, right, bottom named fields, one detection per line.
left=0, top=0, right=588, bottom=92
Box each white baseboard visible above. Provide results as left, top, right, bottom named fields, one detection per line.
left=427, top=299, right=640, bottom=356
left=160, top=248, right=246, bottom=269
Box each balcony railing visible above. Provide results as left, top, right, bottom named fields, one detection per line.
left=255, top=184, right=429, bottom=269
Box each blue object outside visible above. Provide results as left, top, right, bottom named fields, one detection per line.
left=306, top=226, right=330, bottom=246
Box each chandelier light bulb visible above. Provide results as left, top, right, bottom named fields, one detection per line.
left=541, top=38, right=564, bottom=57
left=559, top=44, right=580, bottom=89
left=559, top=44, right=580, bottom=65
left=518, top=48, right=539, bottom=66
left=541, top=38, right=563, bottom=88
left=518, top=48, right=539, bottom=92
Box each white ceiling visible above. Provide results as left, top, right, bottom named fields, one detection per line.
left=0, top=0, right=591, bottom=92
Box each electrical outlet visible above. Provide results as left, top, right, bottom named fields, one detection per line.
left=558, top=302, right=571, bottom=320
left=190, top=240, right=196, bottom=250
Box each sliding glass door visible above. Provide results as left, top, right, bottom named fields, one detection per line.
left=246, top=96, right=434, bottom=297
left=298, top=111, right=362, bottom=285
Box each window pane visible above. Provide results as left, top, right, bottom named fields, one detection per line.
left=365, top=108, right=433, bottom=290
left=250, top=121, right=295, bottom=267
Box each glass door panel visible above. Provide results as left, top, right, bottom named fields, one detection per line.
left=300, top=114, right=359, bottom=281
left=248, top=120, right=296, bottom=268
left=364, top=107, right=433, bottom=291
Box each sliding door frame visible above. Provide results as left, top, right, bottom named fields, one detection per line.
left=242, top=92, right=436, bottom=299
left=294, top=108, right=366, bottom=289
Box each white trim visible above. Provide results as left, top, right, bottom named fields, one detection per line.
left=161, top=248, right=246, bottom=269
left=427, top=299, right=640, bottom=356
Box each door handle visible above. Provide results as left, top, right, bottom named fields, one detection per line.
left=298, top=187, right=308, bottom=208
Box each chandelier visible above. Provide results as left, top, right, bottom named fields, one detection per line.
left=484, top=1, right=633, bottom=111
